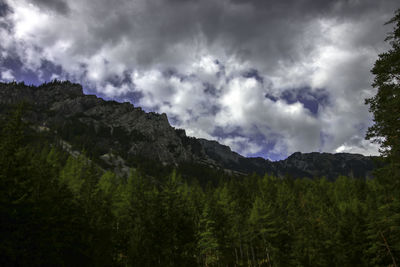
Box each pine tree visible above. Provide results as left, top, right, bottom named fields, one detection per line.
left=197, top=203, right=220, bottom=267
left=0, top=107, right=91, bottom=265
left=366, top=9, right=400, bottom=164
left=364, top=9, right=400, bottom=266
left=248, top=196, right=278, bottom=266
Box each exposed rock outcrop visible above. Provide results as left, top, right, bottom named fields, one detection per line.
left=0, top=81, right=377, bottom=179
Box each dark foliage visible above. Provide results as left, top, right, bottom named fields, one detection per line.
left=0, top=107, right=399, bottom=266
left=366, top=9, right=400, bottom=164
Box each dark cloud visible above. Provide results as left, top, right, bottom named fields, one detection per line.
left=31, top=0, right=70, bottom=15
left=0, top=1, right=11, bottom=17
left=280, top=88, right=330, bottom=115
left=0, top=54, right=63, bottom=85
left=1, top=0, right=399, bottom=158
left=243, top=69, right=263, bottom=83
left=228, top=0, right=392, bottom=18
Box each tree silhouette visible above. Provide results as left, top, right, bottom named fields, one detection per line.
left=366, top=9, right=400, bottom=164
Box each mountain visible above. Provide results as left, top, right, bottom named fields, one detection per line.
left=0, top=81, right=377, bottom=179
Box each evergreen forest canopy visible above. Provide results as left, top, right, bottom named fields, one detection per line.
left=0, top=9, right=399, bottom=267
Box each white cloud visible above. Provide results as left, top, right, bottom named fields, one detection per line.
left=1, top=0, right=397, bottom=158
left=220, top=136, right=262, bottom=155
left=335, top=138, right=380, bottom=156
left=1, top=69, right=14, bottom=81
left=102, top=83, right=131, bottom=97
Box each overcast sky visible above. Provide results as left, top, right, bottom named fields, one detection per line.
left=0, top=0, right=399, bottom=160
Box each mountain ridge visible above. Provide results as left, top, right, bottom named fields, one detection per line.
left=0, top=80, right=377, bottom=179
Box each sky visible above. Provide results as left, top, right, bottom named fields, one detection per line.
left=0, top=0, right=399, bottom=160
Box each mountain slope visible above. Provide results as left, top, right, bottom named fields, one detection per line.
left=0, top=81, right=377, bottom=179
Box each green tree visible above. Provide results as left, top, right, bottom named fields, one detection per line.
left=0, top=107, right=91, bottom=266
left=248, top=196, right=281, bottom=267
left=366, top=176, right=400, bottom=266
left=59, top=154, right=115, bottom=265
left=366, top=9, right=400, bottom=163
left=365, top=9, right=400, bottom=266
left=197, top=203, right=220, bottom=267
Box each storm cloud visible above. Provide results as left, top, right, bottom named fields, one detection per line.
left=1, top=0, right=398, bottom=159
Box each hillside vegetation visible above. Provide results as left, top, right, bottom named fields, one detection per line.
left=0, top=107, right=398, bottom=266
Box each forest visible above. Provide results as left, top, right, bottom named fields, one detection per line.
left=1, top=7, right=400, bottom=267
left=0, top=106, right=398, bottom=266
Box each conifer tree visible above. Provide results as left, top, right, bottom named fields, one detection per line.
left=366, top=9, right=400, bottom=164
left=365, top=9, right=400, bottom=266
left=197, top=203, right=220, bottom=267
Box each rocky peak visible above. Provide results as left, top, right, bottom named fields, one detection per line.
left=198, top=139, right=242, bottom=165
left=278, top=151, right=375, bottom=179
left=0, top=81, right=83, bottom=107
left=0, top=81, right=378, bottom=179
left=38, top=81, right=84, bottom=98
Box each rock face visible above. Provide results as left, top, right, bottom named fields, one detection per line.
left=0, top=81, right=377, bottom=179
left=275, top=152, right=376, bottom=179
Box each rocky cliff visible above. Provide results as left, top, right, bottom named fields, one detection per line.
left=0, top=81, right=377, bottom=179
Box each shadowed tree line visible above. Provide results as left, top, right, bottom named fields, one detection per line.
left=0, top=106, right=398, bottom=266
